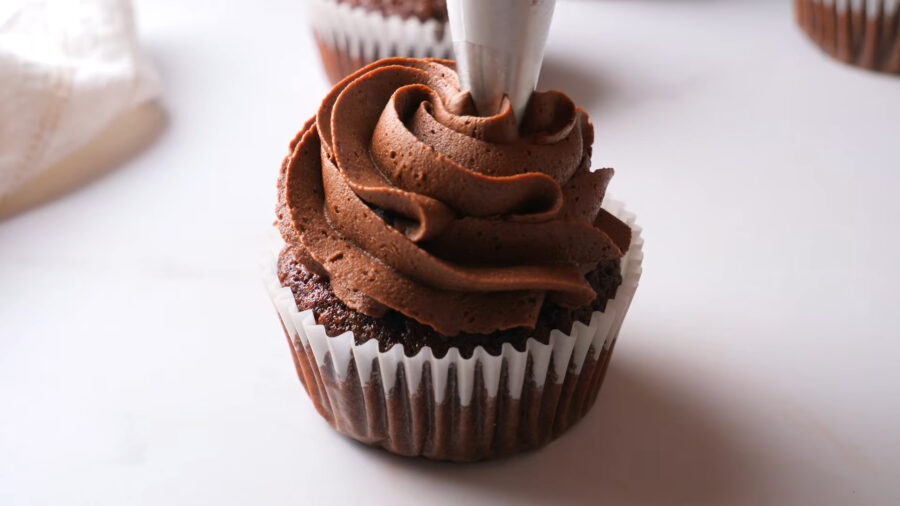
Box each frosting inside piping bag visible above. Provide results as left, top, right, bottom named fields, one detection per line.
left=277, top=58, right=630, bottom=336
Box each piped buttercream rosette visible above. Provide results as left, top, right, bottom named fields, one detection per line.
left=276, top=58, right=630, bottom=336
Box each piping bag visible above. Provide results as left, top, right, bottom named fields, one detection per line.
left=446, top=0, right=557, bottom=124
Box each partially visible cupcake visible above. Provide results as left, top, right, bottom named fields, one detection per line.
left=795, top=0, right=900, bottom=73
left=266, top=58, right=643, bottom=461
left=308, top=0, right=452, bottom=83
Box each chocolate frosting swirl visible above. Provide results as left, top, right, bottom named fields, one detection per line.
left=277, top=58, right=630, bottom=336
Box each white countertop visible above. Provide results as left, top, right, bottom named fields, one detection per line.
left=2, top=0, right=899, bottom=504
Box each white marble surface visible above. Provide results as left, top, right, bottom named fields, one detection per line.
left=2, top=0, right=899, bottom=504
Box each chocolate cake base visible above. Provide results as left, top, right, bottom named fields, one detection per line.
left=277, top=246, right=623, bottom=358
left=274, top=245, right=627, bottom=461
left=314, top=36, right=369, bottom=85
left=795, top=0, right=900, bottom=73
left=284, top=325, right=617, bottom=461
left=314, top=35, right=453, bottom=85
left=312, top=0, right=451, bottom=83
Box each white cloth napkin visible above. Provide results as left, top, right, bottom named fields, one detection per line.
left=0, top=0, right=160, bottom=202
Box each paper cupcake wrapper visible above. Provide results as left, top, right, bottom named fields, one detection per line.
left=264, top=200, right=643, bottom=461
left=795, top=0, right=900, bottom=73
left=307, top=0, right=453, bottom=83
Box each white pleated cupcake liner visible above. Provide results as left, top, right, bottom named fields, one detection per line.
left=263, top=199, right=643, bottom=407
left=307, top=0, right=452, bottom=63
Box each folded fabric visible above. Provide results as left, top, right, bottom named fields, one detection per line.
left=0, top=0, right=160, bottom=202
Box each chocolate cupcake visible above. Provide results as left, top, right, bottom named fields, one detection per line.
left=265, top=58, right=643, bottom=461
left=308, top=0, right=451, bottom=84
left=795, top=0, right=900, bottom=73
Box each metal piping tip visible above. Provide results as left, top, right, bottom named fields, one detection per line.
left=447, top=0, right=556, bottom=124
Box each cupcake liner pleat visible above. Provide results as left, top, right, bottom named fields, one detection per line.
left=264, top=200, right=643, bottom=461
left=796, top=0, right=900, bottom=73
left=284, top=337, right=613, bottom=461
left=307, top=0, right=453, bottom=83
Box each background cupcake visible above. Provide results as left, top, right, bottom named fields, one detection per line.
left=266, top=58, right=643, bottom=461
left=795, top=0, right=900, bottom=73
left=308, top=0, right=452, bottom=83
